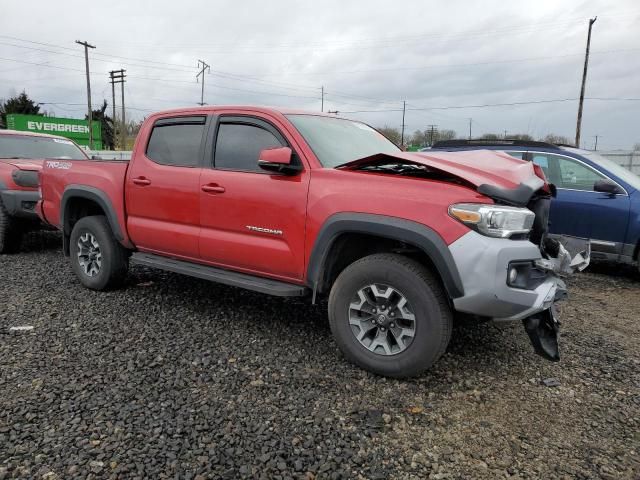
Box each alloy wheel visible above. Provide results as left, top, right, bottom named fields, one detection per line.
left=348, top=283, right=416, bottom=356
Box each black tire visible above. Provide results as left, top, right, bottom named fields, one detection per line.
left=69, top=215, right=128, bottom=290
left=0, top=197, right=23, bottom=254
left=328, top=253, right=453, bottom=378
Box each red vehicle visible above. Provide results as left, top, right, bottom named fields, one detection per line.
left=37, top=106, right=587, bottom=377
left=0, top=129, right=89, bottom=253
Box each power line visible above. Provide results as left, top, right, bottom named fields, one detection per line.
left=337, top=97, right=640, bottom=114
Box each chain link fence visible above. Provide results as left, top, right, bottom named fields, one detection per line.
left=599, top=151, right=640, bottom=175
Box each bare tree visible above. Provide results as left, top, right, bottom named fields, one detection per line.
left=438, top=129, right=456, bottom=141
left=377, top=126, right=402, bottom=146
left=542, top=134, right=571, bottom=145
left=633, top=143, right=640, bottom=152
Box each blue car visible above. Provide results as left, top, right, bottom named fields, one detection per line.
left=429, top=140, right=640, bottom=272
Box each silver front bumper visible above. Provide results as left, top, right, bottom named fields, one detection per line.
left=448, top=231, right=572, bottom=321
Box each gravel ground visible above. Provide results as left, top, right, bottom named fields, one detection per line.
left=1, top=232, right=639, bottom=480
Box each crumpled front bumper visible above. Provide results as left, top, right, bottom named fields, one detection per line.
left=448, top=230, right=587, bottom=321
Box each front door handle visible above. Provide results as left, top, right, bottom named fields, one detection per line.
left=201, top=183, right=226, bottom=194
left=132, top=177, right=151, bottom=186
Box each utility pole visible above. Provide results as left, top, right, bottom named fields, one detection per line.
left=593, top=135, right=600, bottom=151
left=321, top=86, right=325, bottom=112
left=504, top=129, right=508, bottom=139
left=427, top=124, right=438, bottom=146
left=575, top=17, right=597, bottom=148
left=468, top=118, right=472, bottom=140
left=109, top=70, right=126, bottom=149
left=401, top=101, right=406, bottom=147
left=75, top=40, right=96, bottom=149
left=109, top=71, right=116, bottom=136
left=196, top=60, right=210, bottom=106
left=120, top=71, right=126, bottom=150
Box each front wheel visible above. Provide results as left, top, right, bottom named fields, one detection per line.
left=328, top=253, right=452, bottom=378
left=69, top=215, right=128, bottom=290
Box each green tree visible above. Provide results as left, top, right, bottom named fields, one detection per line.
left=86, top=100, right=115, bottom=150
left=0, top=91, right=42, bottom=128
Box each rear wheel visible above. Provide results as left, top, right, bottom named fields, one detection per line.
left=69, top=215, right=128, bottom=290
left=0, top=197, right=23, bottom=254
left=328, top=253, right=452, bottom=378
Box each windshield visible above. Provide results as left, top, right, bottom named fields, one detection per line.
left=286, top=114, right=400, bottom=167
left=0, top=135, right=89, bottom=160
left=579, top=151, right=640, bottom=191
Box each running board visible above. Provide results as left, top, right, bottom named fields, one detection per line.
left=131, top=252, right=308, bottom=297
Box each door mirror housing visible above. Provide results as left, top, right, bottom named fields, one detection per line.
left=258, top=147, right=301, bottom=175
left=593, top=179, right=624, bottom=195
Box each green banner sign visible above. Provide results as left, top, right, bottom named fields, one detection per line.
left=6, top=114, right=102, bottom=149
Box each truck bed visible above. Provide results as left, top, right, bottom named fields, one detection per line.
left=39, top=159, right=131, bottom=245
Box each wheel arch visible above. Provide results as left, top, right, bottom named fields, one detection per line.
left=307, top=213, right=465, bottom=301
left=61, top=185, right=124, bottom=256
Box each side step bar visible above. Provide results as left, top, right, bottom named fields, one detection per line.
left=131, top=252, right=308, bottom=297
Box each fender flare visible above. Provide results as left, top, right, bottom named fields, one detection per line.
left=61, top=185, right=124, bottom=253
left=307, top=213, right=465, bottom=299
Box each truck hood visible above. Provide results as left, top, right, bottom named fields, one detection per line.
left=1, top=158, right=44, bottom=171
left=337, top=149, right=538, bottom=190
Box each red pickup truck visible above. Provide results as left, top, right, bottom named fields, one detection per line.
left=38, top=106, right=587, bottom=377
left=0, top=129, right=89, bottom=253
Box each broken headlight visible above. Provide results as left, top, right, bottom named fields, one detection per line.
left=449, top=203, right=535, bottom=239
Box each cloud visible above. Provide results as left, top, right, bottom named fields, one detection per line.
left=1, top=0, right=638, bottom=149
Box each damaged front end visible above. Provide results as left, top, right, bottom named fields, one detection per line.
left=522, top=235, right=590, bottom=361
left=337, top=150, right=591, bottom=363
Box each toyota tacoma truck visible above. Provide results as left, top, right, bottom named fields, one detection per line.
left=37, top=106, right=588, bottom=377
left=0, top=129, right=89, bottom=253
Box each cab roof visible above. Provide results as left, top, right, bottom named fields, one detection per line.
left=145, top=105, right=339, bottom=118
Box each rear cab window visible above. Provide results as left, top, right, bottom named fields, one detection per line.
left=146, top=116, right=206, bottom=167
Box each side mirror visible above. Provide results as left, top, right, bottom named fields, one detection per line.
left=258, top=147, right=301, bottom=175
left=594, top=179, right=624, bottom=195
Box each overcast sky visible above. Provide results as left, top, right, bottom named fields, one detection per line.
left=1, top=0, right=639, bottom=149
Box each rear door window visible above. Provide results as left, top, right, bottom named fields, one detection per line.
left=146, top=116, right=206, bottom=167
left=555, top=156, right=606, bottom=191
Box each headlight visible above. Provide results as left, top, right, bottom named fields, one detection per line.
left=12, top=170, right=39, bottom=188
left=449, top=203, right=535, bottom=238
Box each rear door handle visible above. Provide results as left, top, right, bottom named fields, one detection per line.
left=201, top=184, right=226, bottom=194
left=132, top=177, right=151, bottom=186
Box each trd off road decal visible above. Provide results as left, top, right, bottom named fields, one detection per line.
left=45, top=161, right=73, bottom=170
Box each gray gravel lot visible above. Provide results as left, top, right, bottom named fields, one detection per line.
left=1, top=233, right=639, bottom=479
